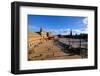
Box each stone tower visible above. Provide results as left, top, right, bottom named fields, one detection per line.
left=40, top=27, right=47, bottom=38
left=40, top=27, right=44, bottom=33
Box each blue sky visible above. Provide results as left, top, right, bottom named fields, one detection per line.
left=28, top=15, right=87, bottom=35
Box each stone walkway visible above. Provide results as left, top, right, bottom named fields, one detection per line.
left=28, top=40, right=82, bottom=61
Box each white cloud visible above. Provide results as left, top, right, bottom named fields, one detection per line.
left=83, top=18, right=88, bottom=25
left=73, top=29, right=88, bottom=34
left=82, top=17, right=88, bottom=31
left=28, top=25, right=39, bottom=32
left=81, top=28, right=88, bottom=34
left=28, top=24, right=88, bottom=35
left=47, top=28, right=86, bottom=35
left=29, top=25, right=37, bottom=29
left=80, top=17, right=88, bottom=34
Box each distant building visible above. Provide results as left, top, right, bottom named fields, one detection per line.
left=70, top=29, right=73, bottom=36
left=28, top=27, right=53, bottom=49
